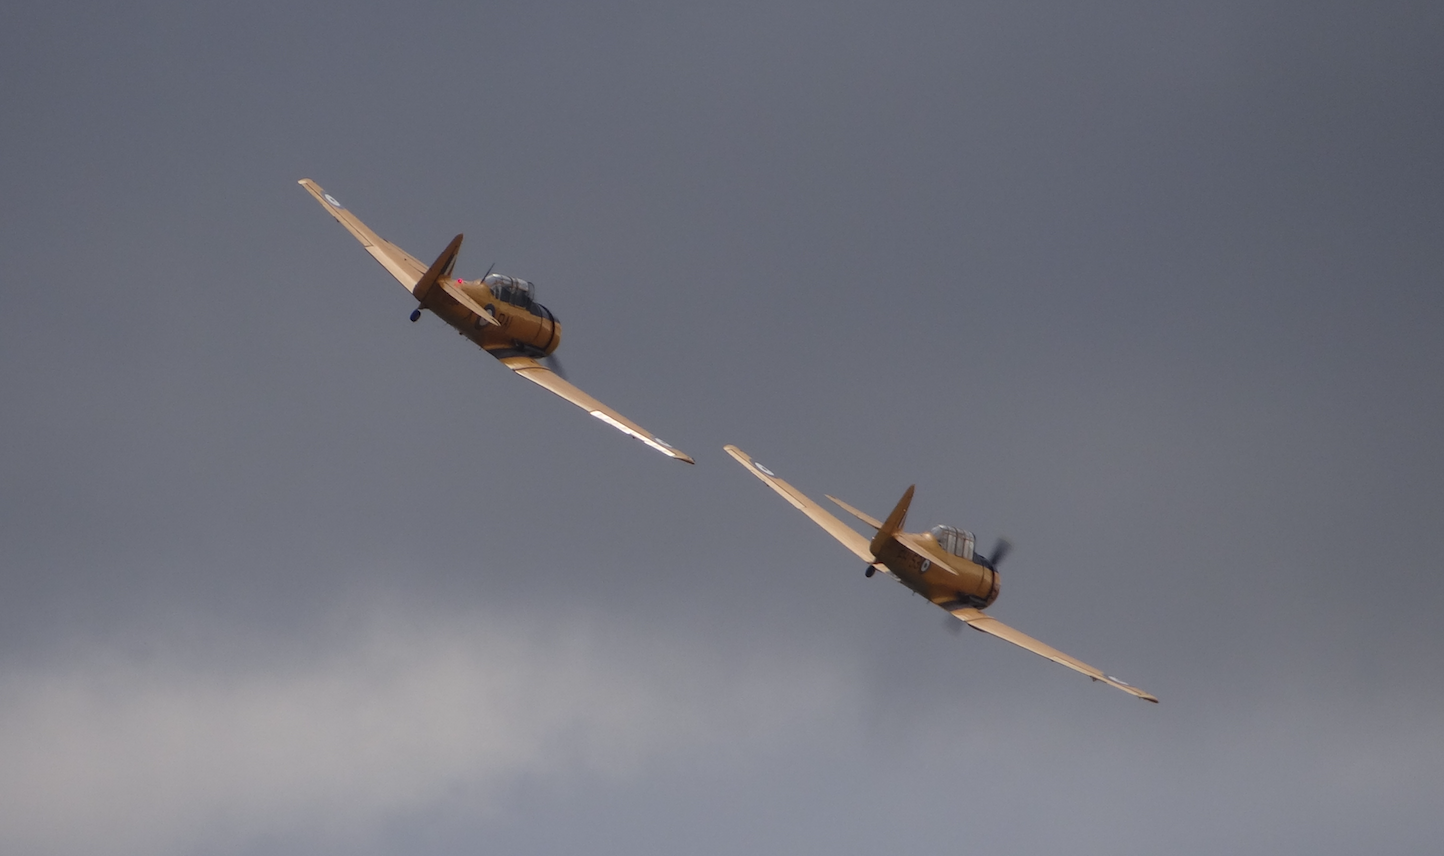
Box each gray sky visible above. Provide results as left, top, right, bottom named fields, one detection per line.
left=2, top=1, right=1442, bottom=853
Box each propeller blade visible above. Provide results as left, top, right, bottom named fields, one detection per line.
left=989, top=538, right=1012, bottom=568
left=542, top=353, right=568, bottom=380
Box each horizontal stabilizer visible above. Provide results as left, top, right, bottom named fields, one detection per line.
left=405, top=235, right=499, bottom=326
left=827, top=495, right=881, bottom=530
left=435, top=278, right=498, bottom=325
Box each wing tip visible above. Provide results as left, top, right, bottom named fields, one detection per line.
left=1106, top=674, right=1158, bottom=702
left=722, top=444, right=779, bottom=478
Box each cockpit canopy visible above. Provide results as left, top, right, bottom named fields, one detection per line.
left=484, top=273, right=536, bottom=309
left=929, top=525, right=975, bottom=560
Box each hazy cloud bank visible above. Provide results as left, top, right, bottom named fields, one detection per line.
left=0, top=598, right=859, bottom=855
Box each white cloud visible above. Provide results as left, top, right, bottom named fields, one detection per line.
left=0, top=601, right=859, bottom=855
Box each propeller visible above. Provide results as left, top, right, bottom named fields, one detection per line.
left=941, top=539, right=1010, bottom=635
left=987, top=538, right=1012, bottom=569
left=542, top=353, right=568, bottom=380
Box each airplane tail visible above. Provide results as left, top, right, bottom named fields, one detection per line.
left=412, top=234, right=464, bottom=306
left=869, top=485, right=914, bottom=556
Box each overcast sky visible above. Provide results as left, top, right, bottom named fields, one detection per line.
left=2, top=2, right=1442, bottom=854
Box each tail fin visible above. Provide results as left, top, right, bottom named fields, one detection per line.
left=412, top=234, right=464, bottom=305
left=869, top=485, right=914, bottom=556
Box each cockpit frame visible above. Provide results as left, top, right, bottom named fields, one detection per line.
left=929, top=525, right=976, bottom=560
left=485, top=273, right=536, bottom=310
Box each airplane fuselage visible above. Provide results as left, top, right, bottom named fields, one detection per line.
left=877, top=532, right=1000, bottom=610
left=433, top=278, right=562, bottom=359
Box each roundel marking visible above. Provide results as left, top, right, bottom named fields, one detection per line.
left=755, top=463, right=775, bottom=476
left=920, top=559, right=932, bottom=573
left=323, top=194, right=341, bottom=208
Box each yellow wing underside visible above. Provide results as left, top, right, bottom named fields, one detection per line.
left=503, top=357, right=694, bottom=463
left=724, top=446, right=880, bottom=565
left=298, top=179, right=428, bottom=291
left=950, top=607, right=1158, bottom=701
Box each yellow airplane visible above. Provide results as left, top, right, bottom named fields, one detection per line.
left=725, top=446, right=1157, bottom=702
left=299, top=179, right=694, bottom=464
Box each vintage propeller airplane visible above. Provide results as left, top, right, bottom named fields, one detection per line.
left=725, top=446, right=1157, bottom=701
left=299, top=179, right=693, bottom=463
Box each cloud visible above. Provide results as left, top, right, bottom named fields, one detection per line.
left=0, top=599, right=859, bottom=855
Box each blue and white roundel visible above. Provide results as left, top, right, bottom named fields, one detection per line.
left=756, top=463, right=775, bottom=476
left=323, top=194, right=341, bottom=208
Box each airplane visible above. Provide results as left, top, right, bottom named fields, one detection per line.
left=298, top=179, right=694, bottom=464
left=724, top=445, right=1157, bottom=701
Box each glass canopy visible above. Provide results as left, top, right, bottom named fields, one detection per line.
left=929, top=525, right=975, bottom=560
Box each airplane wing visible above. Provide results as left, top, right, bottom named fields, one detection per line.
left=299, top=179, right=429, bottom=291
left=498, top=356, right=694, bottom=463
left=949, top=607, right=1158, bottom=702
left=724, top=446, right=882, bottom=566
